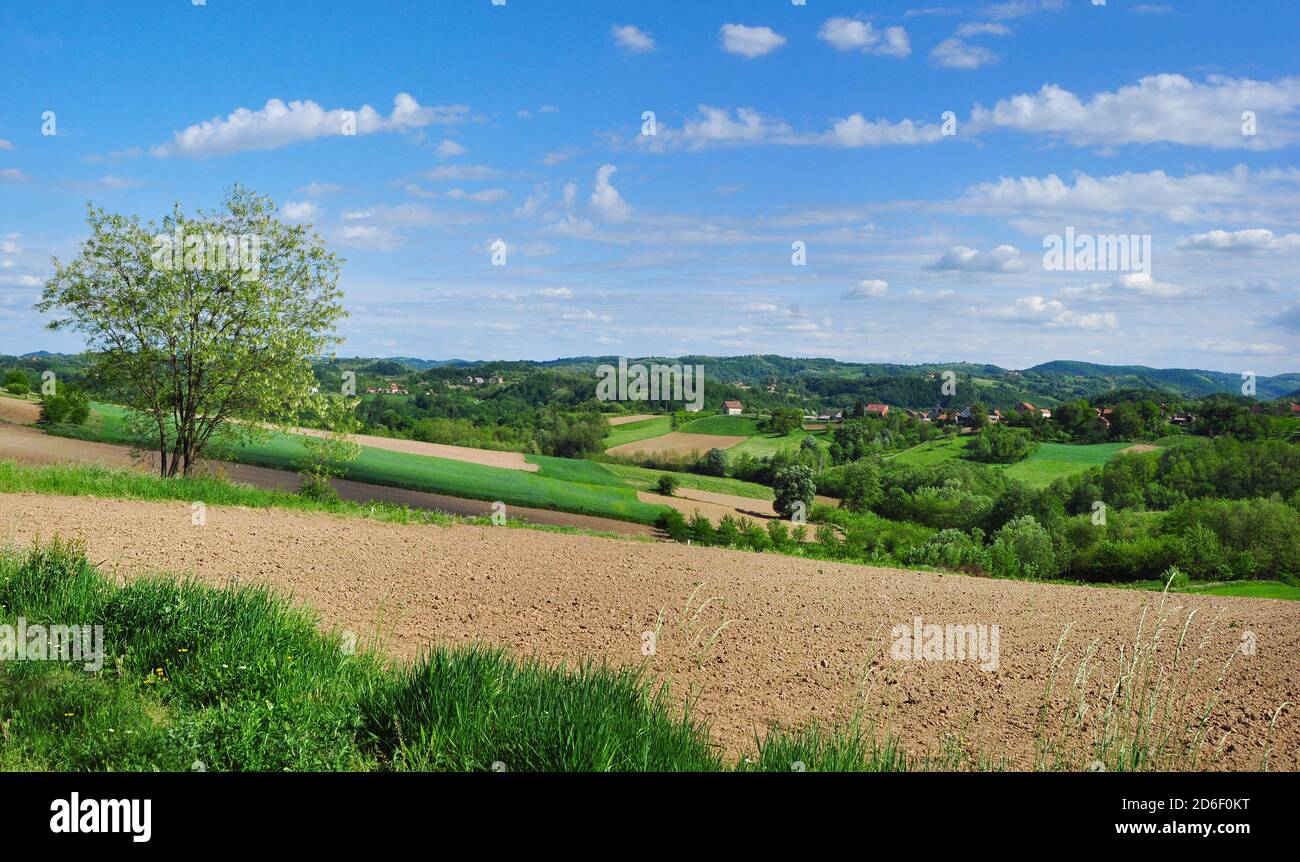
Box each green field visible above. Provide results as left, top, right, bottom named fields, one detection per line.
left=602, top=416, right=672, bottom=448
left=1184, top=580, right=1300, bottom=601
left=1003, top=442, right=1134, bottom=486
left=889, top=436, right=974, bottom=466
left=603, top=462, right=775, bottom=500
left=70, top=403, right=667, bottom=524
left=678, top=414, right=762, bottom=436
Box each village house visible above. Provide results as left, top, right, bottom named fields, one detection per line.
left=1291, top=403, right=1300, bottom=416
left=722, top=399, right=744, bottom=416
left=365, top=381, right=408, bottom=395
left=864, top=403, right=889, bottom=418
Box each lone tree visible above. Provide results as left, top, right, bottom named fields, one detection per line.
left=38, top=186, right=347, bottom=477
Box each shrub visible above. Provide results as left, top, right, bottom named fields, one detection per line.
left=655, top=507, right=689, bottom=542
left=907, top=528, right=990, bottom=571
left=688, top=512, right=715, bottom=545
left=655, top=474, right=679, bottom=496
left=3, top=370, right=28, bottom=395
left=967, top=425, right=1038, bottom=464
left=39, top=387, right=91, bottom=426
left=989, top=516, right=1057, bottom=579
left=702, top=448, right=728, bottom=477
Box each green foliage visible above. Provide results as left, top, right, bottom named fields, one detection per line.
left=2, top=370, right=28, bottom=395
left=765, top=407, right=803, bottom=435
left=907, top=528, right=990, bottom=571
left=772, top=464, right=816, bottom=519
left=703, top=447, right=728, bottom=477
left=838, top=460, right=883, bottom=513
left=37, top=186, right=347, bottom=477
left=990, top=516, right=1058, bottom=579
left=967, top=425, right=1039, bottom=464
left=39, top=387, right=91, bottom=426
left=655, top=473, right=679, bottom=496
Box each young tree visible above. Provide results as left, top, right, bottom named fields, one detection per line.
left=2, top=370, right=29, bottom=395
left=297, top=395, right=362, bottom=501
left=37, top=187, right=346, bottom=477
left=772, top=464, right=816, bottom=519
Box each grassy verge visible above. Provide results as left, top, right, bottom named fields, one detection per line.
left=602, top=462, right=775, bottom=500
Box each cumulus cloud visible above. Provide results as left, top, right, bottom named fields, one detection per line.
left=612, top=24, right=655, bottom=53
left=445, top=188, right=507, bottom=203
left=0, top=233, right=20, bottom=254
left=931, top=38, right=999, bottom=69
left=590, top=164, right=631, bottom=222
left=0, top=139, right=13, bottom=151
left=817, top=18, right=910, bottom=58
left=720, top=24, right=787, bottom=58
left=1178, top=228, right=1300, bottom=254
left=845, top=279, right=889, bottom=298
left=968, top=74, right=1300, bottom=149
left=994, top=295, right=1117, bottom=330
left=637, top=105, right=944, bottom=151
left=152, top=93, right=469, bottom=158
left=280, top=201, right=320, bottom=223
left=952, top=165, right=1300, bottom=223
left=928, top=244, right=1025, bottom=272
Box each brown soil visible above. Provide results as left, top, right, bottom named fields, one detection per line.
left=0, top=395, right=41, bottom=425
left=1119, top=444, right=1162, bottom=455
left=606, top=432, right=749, bottom=458
left=605, top=414, right=660, bottom=426
left=2, top=491, right=1294, bottom=770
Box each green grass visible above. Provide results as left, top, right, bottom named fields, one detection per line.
left=728, top=428, right=830, bottom=459
left=889, top=436, right=974, bottom=466
left=60, top=402, right=667, bottom=525
left=677, top=414, right=762, bottom=436
left=1183, top=580, right=1300, bottom=601
left=602, top=416, right=672, bottom=448
left=602, top=462, right=775, bottom=500
left=1002, top=442, right=1132, bottom=486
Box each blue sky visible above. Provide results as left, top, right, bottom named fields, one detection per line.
left=2, top=0, right=1298, bottom=373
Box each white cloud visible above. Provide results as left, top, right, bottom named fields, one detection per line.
left=281, top=201, right=320, bottom=223
left=720, top=24, right=787, bottom=58
left=968, top=74, right=1300, bottom=149
left=445, top=188, right=507, bottom=203
left=590, top=164, right=631, bottom=222
left=985, top=0, right=1064, bottom=21
left=0, top=139, right=13, bottom=151
left=955, top=22, right=1012, bottom=37
left=1, top=168, right=30, bottom=182
left=1178, top=228, right=1300, bottom=254
left=1203, top=341, right=1286, bottom=355
left=953, top=166, right=1300, bottom=223
left=817, top=18, right=911, bottom=58
left=638, top=104, right=944, bottom=151
left=152, top=93, right=469, bottom=158
left=612, top=24, right=655, bottom=53
left=929, top=244, right=1025, bottom=272
left=994, top=295, right=1117, bottom=330
left=930, top=38, right=999, bottom=69
left=297, top=181, right=342, bottom=198
left=435, top=139, right=467, bottom=158
left=1, top=233, right=22, bottom=254
left=537, top=287, right=574, bottom=299
left=845, top=279, right=889, bottom=298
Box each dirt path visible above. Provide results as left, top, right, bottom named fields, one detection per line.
left=2, top=491, right=1294, bottom=769
left=0, top=422, right=655, bottom=537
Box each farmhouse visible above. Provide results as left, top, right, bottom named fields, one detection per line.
left=722, top=399, right=744, bottom=416
left=864, top=403, right=889, bottom=418
left=366, top=381, right=408, bottom=395
left=1291, top=403, right=1300, bottom=415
